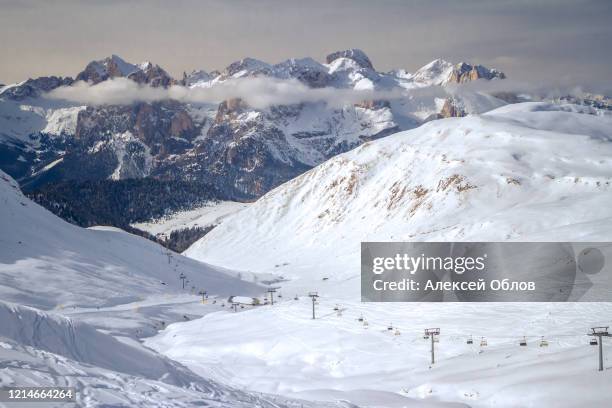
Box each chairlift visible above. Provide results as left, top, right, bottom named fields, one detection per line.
left=363, top=319, right=369, bottom=328
left=590, top=338, right=598, bottom=346
left=277, top=293, right=283, bottom=298
left=387, top=323, right=394, bottom=331
left=294, top=295, right=299, bottom=301
left=424, top=334, right=430, bottom=340
left=539, top=336, right=549, bottom=347
left=480, top=337, right=488, bottom=347
left=357, top=315, right=364, bottom=322
left=333, top=304, right=339, bottom=311
left=394, top=329, right=401, bottom=336
left=466, top=336, right=473, bottom=345
left=520, top=337, right=527, bottom=347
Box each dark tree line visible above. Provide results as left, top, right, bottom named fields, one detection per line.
left=28, top=177, right=224, bottom=230
left=163, top=225, right=216, bottom=253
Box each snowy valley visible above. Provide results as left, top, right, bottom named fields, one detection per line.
left=1, top=33, right=612, bottom=408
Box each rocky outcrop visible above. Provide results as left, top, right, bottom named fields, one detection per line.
left=128, top=62, right=176, bottom=87
left=439, top=98, right=467, bottom=118
left=447, top=62, right=505, bottom=84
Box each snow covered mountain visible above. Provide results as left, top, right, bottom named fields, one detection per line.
left=185, top=102, right=612, bottom=297
left=0, top=169, right=353, bottom=407
left=0, top=170, right=259, bottom=309
left=1, top=49, right=510, bottom=201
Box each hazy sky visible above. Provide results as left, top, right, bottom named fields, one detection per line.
left=1, top=0, right=611, bottom=85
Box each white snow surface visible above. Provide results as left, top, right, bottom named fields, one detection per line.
left=147, top=298, right=612, bottom=408
left=132, top=201, right=250, bottom=240
left=0, top=171, right=261, bottom=309
left=161, top=105, right=612, bottom=407
left=0, top=171, right=352, bottom=408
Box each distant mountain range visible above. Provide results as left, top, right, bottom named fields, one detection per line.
left=1, top=49, right=608, bottom=232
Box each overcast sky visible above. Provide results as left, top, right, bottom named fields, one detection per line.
left=1, top=0, right=610, bottom=86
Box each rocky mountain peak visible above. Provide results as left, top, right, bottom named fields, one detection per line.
left=223, top=58, right=272, bottom=79
left=272, top=57, right=330, bottom=88
left=325, top=49, right=374, bottom=70
left=183, top=70, right=212, bottom=86
left=0, top=76, right=74, bottom=100
left=448, top=62, right=506, bottom=83
left=127, top=63, right=176, bottom=88
left=75, top=55, right=176, bottom=87
left=76, top=55, right=139, bottom=84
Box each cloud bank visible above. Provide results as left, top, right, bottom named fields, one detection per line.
left=46, top=77, right=412, bottom=109
left=46, top=76, right=612, bottom=110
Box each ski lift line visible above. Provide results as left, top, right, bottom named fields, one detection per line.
left=302, top=302, right=605, bottom=345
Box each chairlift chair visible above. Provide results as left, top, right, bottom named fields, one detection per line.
left=357, top=315, right=364, bottom=322
left=387, top=324, right=394, bottom=331
left=363, top=319, right=369, bottom=328
left=394, top=329, right=401, bottom=336
left=520, top=337, right=527, bottom=347
left=539, top=337, right=549, bottom=347
left=590, top=338, right=598, bottom=346
left=480, top=337, right=488, bottom=347
left=466, top=336, right=473, bottom=345
left=333, top=304, right=339, bottom=311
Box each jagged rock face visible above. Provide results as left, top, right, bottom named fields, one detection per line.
left=326, top=49, right=374, bottom=70
left=439, top=98, right=466, bottom=118
left=128, top=63, right=176, bottom=88
left=76, top=101, right=199, bottom=156
left=0, top=76, right=73, bottom=100
left=4, top=51, right=509, bottom=200
left=27, top=101, right=203, bottom=185
left=75, top=56, right=175, bottom=87
left=448, top=62, right=505, bottom=84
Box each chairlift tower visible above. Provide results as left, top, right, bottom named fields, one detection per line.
left=425, top=328, right=440, bottom=365
left=198, top=290, right=207, bottom=303
left=589, top=326, right=610, bottom=371
left=308, top=292, right=319, bottom=319
left=179, top=272, right=186, bottom=290
left=267, top=288, right=277, bottom=305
